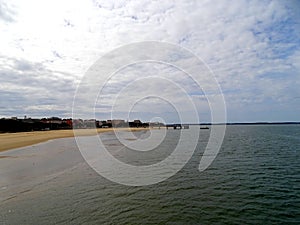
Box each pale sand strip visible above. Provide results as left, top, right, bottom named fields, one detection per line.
left=0, top=128, right=148, bottom=152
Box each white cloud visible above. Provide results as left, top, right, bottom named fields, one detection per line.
left=0, top=0, right=299, bottom=121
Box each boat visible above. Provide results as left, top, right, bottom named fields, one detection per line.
left=200, top=127, right=209, bottom=129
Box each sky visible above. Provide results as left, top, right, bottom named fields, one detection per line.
left=0, top=0, right=299, bottom=123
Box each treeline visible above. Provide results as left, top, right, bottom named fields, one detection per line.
left=0, top=117, right=150, bottom=133
left=0, top=118, right=71, bottom=133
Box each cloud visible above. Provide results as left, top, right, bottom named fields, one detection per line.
left=0, top=56, right=76, bottom=117
left=0, top=1, right=15, bottom=22
left=0, top=0, right=299, bottom=122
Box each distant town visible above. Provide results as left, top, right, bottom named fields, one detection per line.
left=1, top=116, right=299, bottom=133
left=0, top=116, right=165, bottom=133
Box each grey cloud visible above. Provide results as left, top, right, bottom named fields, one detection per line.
left=0, top=57, right=76, bottom=117
left=0, top=1, right=15, bottom=22
left=14, top=59, right=43, bottom=71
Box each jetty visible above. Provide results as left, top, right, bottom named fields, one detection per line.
left=166, top=124, right=189, bottom=129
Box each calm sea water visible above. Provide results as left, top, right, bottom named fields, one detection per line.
left=1, top=125, right=299, bottom=224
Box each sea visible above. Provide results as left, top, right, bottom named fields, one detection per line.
left=0, top=125, right=299, bottom=224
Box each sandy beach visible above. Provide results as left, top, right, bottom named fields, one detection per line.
left=0, top=127, right=148, bottom=152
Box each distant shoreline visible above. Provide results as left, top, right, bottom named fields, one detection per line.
left=0, top=127, right=149, bottom=153
left=185, top=122, right=300, bottom=125
left=1, top=123, right=299, bottom=152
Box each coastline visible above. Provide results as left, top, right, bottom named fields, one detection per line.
left=0, top=127, right=148, bottom=152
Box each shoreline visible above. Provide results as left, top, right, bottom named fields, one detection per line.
left=0, top=127, right=149, bottom=152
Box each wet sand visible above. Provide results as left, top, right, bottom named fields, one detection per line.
left=0, top=128, right=148, bottom=152
left=0, top=135, right=87, bottom=203
left=0, top=129, right=149, bottom=204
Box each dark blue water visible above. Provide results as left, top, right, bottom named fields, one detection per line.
left=1, top=125, right=299, bottom=224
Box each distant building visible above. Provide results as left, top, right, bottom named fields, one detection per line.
left=97, top=120, right=112, bottom=128
left=41, top=117, right=63, bottom=124
left=0, top=116, right=148, bottom=132
left=84, top=119, right=96, bottom=128
left=72, top=119, right=84, bottom=128
left=111, top=119, right=126, bottom=127
left=63, top=118, right=73, bottom=128
left=149, top=122, right=165, bottom=127
left=133, top=120, right=141, bottom=124
left=129, top=120, right=149, bottom=128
